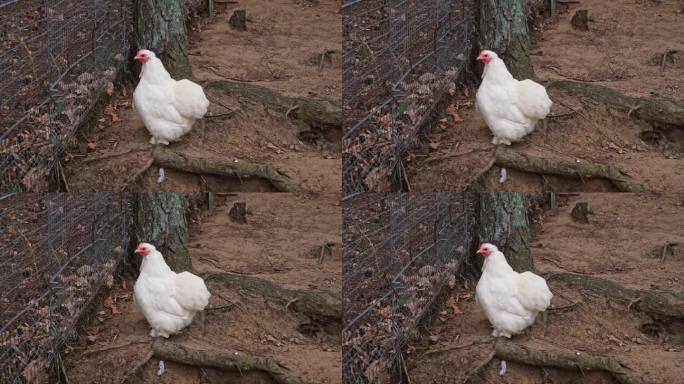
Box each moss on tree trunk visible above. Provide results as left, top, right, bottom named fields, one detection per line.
left=478, top=0, right=535, bottom=79
left=134, top=192, right=192, bottom=272
left=135, top=0, right=192, bottom=78
left=477, top=192, right=535, bottom=272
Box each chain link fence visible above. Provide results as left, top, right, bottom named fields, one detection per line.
left=0, top=192, right=130, bottom=383
left=1, top=0, right=134, bottom=192
left=342, top=192, right=476, bottom=383
left=341, top=0, right=476, bottom=195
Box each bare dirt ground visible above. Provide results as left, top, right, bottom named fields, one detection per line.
left=64, top=0, right=341, bottom=193
left=406, top=193, right=684, bottom=384
left=406, top=0, right=684, bottom=192
left=63, top=193, right=342, bottom=384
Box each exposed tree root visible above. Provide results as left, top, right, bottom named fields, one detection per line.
left=152, top=340, right=304, bottom=384
left=205, top=272, right=342, bottom=321
left=546, top=80, right=684, bottom=128
left=121, top=157, right=154, bottom=192
left=152, top=148, right=301, bottom=192
left=462, top=350, right=495, bottom=383
left=204, top=80, right=341, bottom=129
left=547, top=272, right=684, bottom=320
left=494, top=340, right=647, bottom=384
left=494, top=149, right=644, bottom=192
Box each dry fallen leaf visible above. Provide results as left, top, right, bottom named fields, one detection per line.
left=105, top=82, right=114, bottom=96
left=446, top=104, right=464, bottom=123
left=446, top=296, right=463, bottom=315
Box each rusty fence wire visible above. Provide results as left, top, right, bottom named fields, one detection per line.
left=341, top=0, right=476, bottom=195
left=342, top=193, right=476, bottom=383
left=0, top=193, right=130, bottom=383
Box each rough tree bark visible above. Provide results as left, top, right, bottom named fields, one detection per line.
left=478, top=0, right=535, bottom=79
left=134, top=193, right=192, bottom=272
left=477, top=192, right=535, bottom=272
left=135, top=0, right=192, bottom=78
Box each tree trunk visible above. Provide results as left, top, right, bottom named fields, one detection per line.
left=135, top=0, right=192, bottom=78
left=478, top=0, right=535, bottom=79
left=133, top=192, right=192, bottom=272
left=477, top=192, right=535, bottom=272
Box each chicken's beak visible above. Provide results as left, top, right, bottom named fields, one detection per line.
left=134, top=248, right=142, bottom=255
left=476, top=249, right=482, bottom=254
left=476, top=54, right=483, bottom=62
left=134, top=54, right=144, bottom=63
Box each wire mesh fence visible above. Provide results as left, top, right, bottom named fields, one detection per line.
left=341, top=0, right=476, bottom=195
left=0, top=192, right=130, bottom=383
left=0, top=0, right=133, bottom=192
left=342, top=192, right=476, bottom=383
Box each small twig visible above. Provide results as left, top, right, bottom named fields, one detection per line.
left=83, top=340, right=149, bottom=356
left=59, top=162, right=69, bottom=192
left=400, top=352, right=412, bottom=384
left=121, top=157, right=154, bottom=191
left=82, top=146, right=149, bottom=164
left=421, top=339, right=491, bottom=358
left=285, top=104, right=299, bottom=119
left=205, top=303, right=237, bottom=311
left=627, top=104, right=641, bottom=119
left=463, top=350, right=496, bottom=383
left=285, top=297, right=299, bottom=311
left=122, top=350, right=153, bottom=384
left=464, top=157, right=496, bottom=191
left=59, top=353, right=70, bottom=384
left=627, top=297, right=641, bottom=311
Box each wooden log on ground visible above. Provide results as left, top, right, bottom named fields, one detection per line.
left=152, top=148, right=301, bottom=192
left=152, top=340, right=304, bottom=384
left=547, top=272, right=684, bottom=320
left=494, top=149, right=644, bottom=192
left=204, top=80, right=341, bottom=129
left=205, top=272, right=342, bottom=321
left=494, top=340, right=647, bottom=384
left=546, top=80, right=684, bottom=128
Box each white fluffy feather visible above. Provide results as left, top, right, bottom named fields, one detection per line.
left=133, top=50, right=209, bottom=145
left=133, top=243, right=210, bottom=338
left=475, top=243, right=552, bottom=337
left=476, top=50, right=552, bottom=145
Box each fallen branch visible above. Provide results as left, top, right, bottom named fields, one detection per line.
left=152, top=148, right=301, bottom=192
left=205, top=80, right=341, bottom=129
left=205, top=272, right=342, bottom=321
left=122, top=350, right=153, bottom=384
left=462, top=350, right=495, bottom=383
left=547, top=80, right=684, bottom=128
left=494, top=149, right=644, bottom=192
left=121, top=157, right=154, bottom=192
left=494, top=340, right=647, bottom=384
left=464, top=157, right=496, bottom=191
left=547, top=272, right=684, bottom=320
left=152, top=340, right=304, bottom=384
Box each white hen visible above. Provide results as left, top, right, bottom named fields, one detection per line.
left=475, top=243, right=552, bottom=337
left=133, top=49, right=209, bottom=145
left=475, top=50, right=552, bottom=145
left=133, top=242, right=210, bottom=337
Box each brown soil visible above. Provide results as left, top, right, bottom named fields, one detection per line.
left=406, top=193, right=684, bottom=384
left=63, top=192, right=342, bottom=384
left=406, top=0, right=684, bottom=193
left=64, top=0, right=341, bottom=193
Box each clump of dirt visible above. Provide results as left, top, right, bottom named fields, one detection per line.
left=64, top=0, right=341, bottom=193
left=406, top=193, right=684, bottom=384
left=406, top=0, right=683, bottom=192
left=63, top=193, right=342, bottom=384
